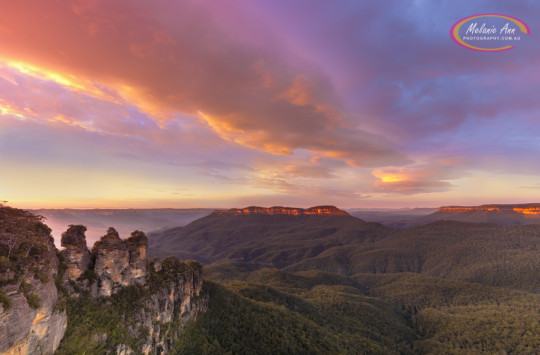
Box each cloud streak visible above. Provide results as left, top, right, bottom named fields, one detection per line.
left=0, top=0, right=407, bottom=169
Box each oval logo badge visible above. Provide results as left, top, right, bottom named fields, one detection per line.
left=450, top=14, right=530, bottom=52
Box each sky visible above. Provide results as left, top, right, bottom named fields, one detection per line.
left=1, top=0, right=539, bottom=209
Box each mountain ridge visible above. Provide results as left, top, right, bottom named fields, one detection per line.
left=212, top=205, right=350, bottom=216
left=437, top=203, right=540, bottom=215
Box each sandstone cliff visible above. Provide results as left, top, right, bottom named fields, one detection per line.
left=0, top=205, right=208, bottom=355
left=60, top=224, right=91, bottom=280
left=55, top=226, right=207, bottom=354
left=438, top=203, right=540, bottom=216
left=212, top=205, right=350, bottom=216
left=120, top=258, right=206, bottom=354
left=0, top=206, right=67, bottom=355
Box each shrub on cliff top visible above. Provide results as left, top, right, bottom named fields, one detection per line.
left=0, top=205, right=54, bottom=287
left=0, top=289, right=11, bottom=310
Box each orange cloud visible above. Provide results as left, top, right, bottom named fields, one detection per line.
left=0, top=100, right=28, bottom=120
left=47, top=114, right=102, bottom=133
left=372, top=160, right=462, bottom=194
left=0, top=1, right=408, bottom=169
left=279, top=75, right=342, bottom=128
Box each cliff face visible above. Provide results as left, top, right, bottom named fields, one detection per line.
left=438, top=204, right=540, bottom=217
left=126, top=230, right=148, bottom=283
left=60, top=225, right=91, bottom=280
left=0, top=206, right=67, bottom=355
left=212, top=205, right=350, bottom=216
left=91, top=227, right=148, bottom=297
left=56, top=226, right=207, bottom=354
left=130, top=258, right=206, bottom=354
left=1, top=205, right=208, bottom=355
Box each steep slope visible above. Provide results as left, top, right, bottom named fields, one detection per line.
left=354, top=272, right=540, bottom=353
left=55, top=257, right=207, bottom=354
left=287, top=220, right=540, bottom=292
left=175, top=273, right=416, bottom=354
left=56, top=227, right=208, bottom=354
left=0, top=205, right=209, bottom=354
left=200, top=264, right=540, bottom=354
left=148, top=206, right=388, bottom=267
left=151, top=208, right=540, bottom=293
left=0, top=205, right=67, bottom=355
left=149, top=205, right=540, bottom=352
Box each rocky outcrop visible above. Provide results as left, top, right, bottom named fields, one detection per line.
left=92, top=228, right=148, bottom=297
left=438, top=203, right=540, bottom=216
left=60, top=225, right=91, bottom=280
left=92, top=227, right=131, bottom=297
left=126, top=230, right=148, bottom=284
left=1, top=206, right=207, bottom=355
left=0, top=279, right=67, bottom=355
left=0, top=206, right=67, bottom=355
left=212, top=205, right=350, bottom=216
left=122, top=258, right=207, bottom=354
left=57, top=226, right=207, bottom=354
left=304, top=206, right=350, bottom=216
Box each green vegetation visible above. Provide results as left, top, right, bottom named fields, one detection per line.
left=148, top=214, right=387, bottom=265
left=25, top=292, right=41, bottom=309
left=192, top=264, right=540, bottom=354
left=0, top=204, right=55, bottom=296
left=176, top=282, right=396, bottom=355
left=77, top=269, right=98, bottom=284
left=0, top=289, right=11, bottom=310
left=55, top=285, right=150, bottom=354
left=56, top=259, right=202, bottom=353
left=4, top=204, right=540, bottom=353
left=146, top=213, right=540, bottom=353
left=32, top=267, right=49, bottom=283
left=147, top=256, right=202, bottom=291
left=175, top=268, right=416, bottom=354
left=149, top=215, right=540, bottom=293
left=352, top=273, right=540, bottom=353
left=18, top=279, right=41, bottom=309
left=53, top=251, right=69, bottom=312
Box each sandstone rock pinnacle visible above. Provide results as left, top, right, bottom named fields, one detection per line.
left=92, top=227, right=148, bottom=297
left=60, top=225, right=92, bottom=280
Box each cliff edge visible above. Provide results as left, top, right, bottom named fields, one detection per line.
left=0, top=206, right=67, bottom=355
left=212, top=205, right=350, bottom=216
left=0, top=205, right=208, bottom=354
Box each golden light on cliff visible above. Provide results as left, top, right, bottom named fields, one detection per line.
left=439, top=207, right=500, bottom=212
left=439, top=205, right=540, bottom=216
left=213, top=206, right=349, bottom=216
left=513, top=207, right=540, bottom=215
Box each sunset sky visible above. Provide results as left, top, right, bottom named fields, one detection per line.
left=1, top=0, right=539, bottom=209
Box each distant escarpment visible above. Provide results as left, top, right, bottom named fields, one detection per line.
left=148, top=207, right=384, bottom=266
left=438, top=203, right=540, bottom=215
left=1, top=205, right=208, bottom=354
left=417, top=203, right=540, bottom=226
left=212, top=205, right=350, bottom=216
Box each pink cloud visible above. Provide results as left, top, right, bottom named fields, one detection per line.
left=372, top=158, right=466, bottom=195
left=0, top=0, right=408, bottom=169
